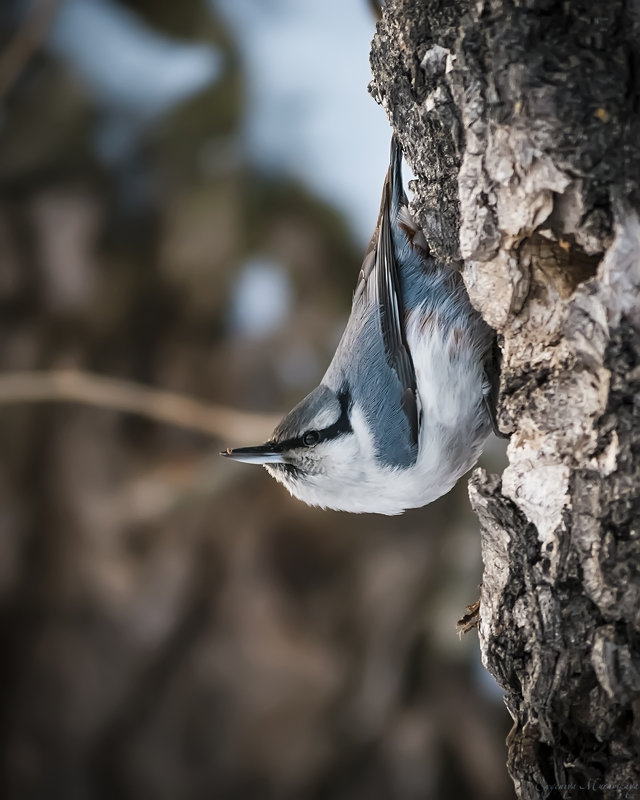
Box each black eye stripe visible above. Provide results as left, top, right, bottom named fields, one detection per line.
left=274, top=389, right=352, bottom=452
left=315, top=389, right=351, bottom=442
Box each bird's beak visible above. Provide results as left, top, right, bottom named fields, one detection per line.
left=220, top=443, right=285, bottom=465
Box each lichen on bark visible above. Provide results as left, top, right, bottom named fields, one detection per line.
left=371, top=1, right=640, bottom=796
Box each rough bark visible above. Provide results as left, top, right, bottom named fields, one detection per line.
left=371, top=1, right=640, bottom=798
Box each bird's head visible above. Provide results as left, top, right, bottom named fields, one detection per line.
left=222, top=384, right=393, bottom=513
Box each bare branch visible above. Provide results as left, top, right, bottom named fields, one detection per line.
left=0, top=369, right=280, bottom=442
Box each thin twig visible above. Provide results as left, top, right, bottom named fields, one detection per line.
left=0, top=370, right=280, bottom=442
left=0, top=0, right=64, bottom=101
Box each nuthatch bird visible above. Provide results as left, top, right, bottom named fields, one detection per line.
left=222, top=137, right=500, bottom=514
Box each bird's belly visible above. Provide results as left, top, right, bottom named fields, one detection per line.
left=388, top=304, right=491, bottom=509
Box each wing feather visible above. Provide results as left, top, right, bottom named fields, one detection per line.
left=353, top=158, right=420, bottom=447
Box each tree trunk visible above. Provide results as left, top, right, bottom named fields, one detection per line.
left=371, top=1, right=640, bottom=798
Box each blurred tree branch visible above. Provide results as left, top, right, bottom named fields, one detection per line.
left=0, top=369, right=280, bottom=442
left=0, top=0, right=63, bottom=100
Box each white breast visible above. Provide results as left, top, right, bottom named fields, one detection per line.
left=269, top=303, right=491, bottom=515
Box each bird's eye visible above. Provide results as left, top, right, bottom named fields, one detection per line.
left=302, top=430, right=320, bottom=447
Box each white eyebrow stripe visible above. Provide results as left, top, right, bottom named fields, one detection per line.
left=307, top=402, right=342, bottom=430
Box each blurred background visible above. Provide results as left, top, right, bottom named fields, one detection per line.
left=0, top=1, right=513, bottom=798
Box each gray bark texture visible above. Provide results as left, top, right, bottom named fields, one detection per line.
left=371, top=1, right=640, bottom=798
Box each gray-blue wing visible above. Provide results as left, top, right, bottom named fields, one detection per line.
left=352, top=163, right=420, bottom=448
